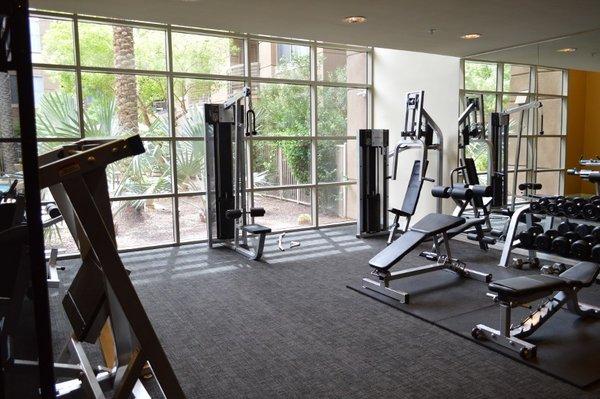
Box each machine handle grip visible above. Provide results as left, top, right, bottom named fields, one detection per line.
left=246, top=109, right=258, bottom=136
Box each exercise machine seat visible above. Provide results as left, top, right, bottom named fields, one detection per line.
left=558, top=261, right=599, bottom=287
left=488, top=275, right=566, bottom=299
left=489, top=262, right=600, bottom=301
left=369, top=214, right=465, bottom=271
left=447, top=217, right=485, bottom=237
left=410, top=213, right=465, bottom=236
left=389, top=208, right=411, bottom=217
left=370, top=231, right=425, bottom=271
left=242, top=224, right=271, bottom=234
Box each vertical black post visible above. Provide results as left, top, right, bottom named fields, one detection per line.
left=12, top=1, right=56, bottom=396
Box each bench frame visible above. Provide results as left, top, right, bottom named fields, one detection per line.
left=473, top=285, right=600, bottom=359
left=363, top=232, right=491, bottom=304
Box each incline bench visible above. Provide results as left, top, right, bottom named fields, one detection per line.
left=472, top=261, right=600, bottom=359
left=363, top=213, right=492, bottom=304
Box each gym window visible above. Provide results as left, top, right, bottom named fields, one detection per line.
left=461, top=60, right=567, bottom=197
left=28, top=11, right=372, bottom=253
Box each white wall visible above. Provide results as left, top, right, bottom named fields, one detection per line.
left=373, top=48, right=461, bottom=221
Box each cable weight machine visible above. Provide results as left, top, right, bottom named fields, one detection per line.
left=204, top=86, right=271, bottom=260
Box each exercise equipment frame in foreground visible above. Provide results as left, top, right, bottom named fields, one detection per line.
left=472, top=262, right=600, bottom=359
left=204, top=86, right=271, bottom=260
left=36, top=136, right=185, bottom=398
left=362, top=213, right=492, bottom=304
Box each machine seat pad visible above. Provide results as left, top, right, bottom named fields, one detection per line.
left=410, top=213, right=465, bottom=236
left=558, top=262, right=600, bottom=287
left=447, top=217, right=485, bottom=237
left=369, top=230, right=425, bottom=271
left=242, top=224, right=271, bottom=234
left=489, top=275, right=566, bottom=299
left=389, top=208, right=411, bottom=217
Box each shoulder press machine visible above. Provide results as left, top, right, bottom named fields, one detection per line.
left=472, top=261, right=600, bottom=359
left=204, top=87, right=271, bottom=260
left=363, top=213, right=492, bottom=304
left=357, top=91, right=443, bottom=244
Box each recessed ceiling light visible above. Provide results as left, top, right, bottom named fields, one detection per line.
left=343, top=16, right=367, bottom=24
left=557, top=47, right=577, bottom=53
left=461, top=33, right=482, bottom=40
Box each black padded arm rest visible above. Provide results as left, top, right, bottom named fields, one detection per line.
left=489, top=275, right=566, bottom=301
left=558, top=262, right=600, bottom=287
left=369, top=230, right=425, bottom=271
left=471, top=185, right=492, bottom=198
left=410, top=214, right=465, bottom=236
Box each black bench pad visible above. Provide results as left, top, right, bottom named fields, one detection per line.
left=369, top=230, right=425, bottom=271
left=559, top=262, right=600, bottom=287
left=411, top=214, right=465, bottom=236
left=242, top=224, right=271, bottom=234
left=488, top=262, right=600, bottom=301
left=489, top=275, right=566, bottom=299
left=447, top=217, right=484, bottom=237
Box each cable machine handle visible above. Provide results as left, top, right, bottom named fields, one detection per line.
left=246, top=109, right=257, bottom=136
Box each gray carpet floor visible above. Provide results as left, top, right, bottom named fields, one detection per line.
left=51, top=226, right=600, bottom=398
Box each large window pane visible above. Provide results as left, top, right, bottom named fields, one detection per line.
left=172, top=32, right=243, bottom=76
left=465, top=61, right=497, bottom=91
left=252, top=140, right=312, bottom=187
left=252, top=83, right=310, bottom=136
left=464, top=92, right=496, bottom=115
left=317, top=87, right=366, bottom=136
left=502, top=94, right=531, bottom=135
left=41, top=189, right=78, bottom=254
left=107, top=140, right=172, bottom=196
left=112, top=197, right=175, bottom=249
left=536, top=172, right=561, bottom=196
left=176, top=140, right=205, bottom=193
left=178, top=195, right=207, bottom=242
left=318, top=185, right=356, bottom=225
left=173, top=78, right=237, bottom=137
left=78, top=22, right=167, bottom=71
left=538, top=97, right=564, bottom=135
left=507, top=137, right=529, bottom=170
left=317, top=139, right=356, bottom=183
left=33, top=69, right=80, bottom=139
left=81, top=72, right=169, bottom=137
left=537, top=68, right=563, bottom=95
left=251, top=40, right=310, bottom=80
left=503, top=64, right=531, bottom=93
left=316, top=48, right=367, bottom=84
left=253, top=188, right=312, bottom=231
left=30, top=17, right=75, bottom=65
left=537, top=137, right=563, bottom=170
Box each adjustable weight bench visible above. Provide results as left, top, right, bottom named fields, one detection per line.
left=472, top=261, right=600, bottom=359
left=363, top=213, right=492, bottom=304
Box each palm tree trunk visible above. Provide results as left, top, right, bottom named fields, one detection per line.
left=0, top=72, right=19, bottom=173
left=113, top=26, right=139, bottom=135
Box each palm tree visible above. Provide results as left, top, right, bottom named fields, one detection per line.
left=0, top=71, right=19, bottom=174
left=113, top=25, right=139, bottom=136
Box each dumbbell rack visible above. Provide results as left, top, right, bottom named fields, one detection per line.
left=499, top=202, right=600, bottom=268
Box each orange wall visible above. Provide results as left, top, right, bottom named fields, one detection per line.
left=565, top=70, right=600, bottom=195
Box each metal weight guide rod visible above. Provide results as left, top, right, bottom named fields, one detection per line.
left=26, top=136, right=185, bottom=398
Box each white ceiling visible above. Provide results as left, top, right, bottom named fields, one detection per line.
left=31, top=0, right=600, bottom=70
